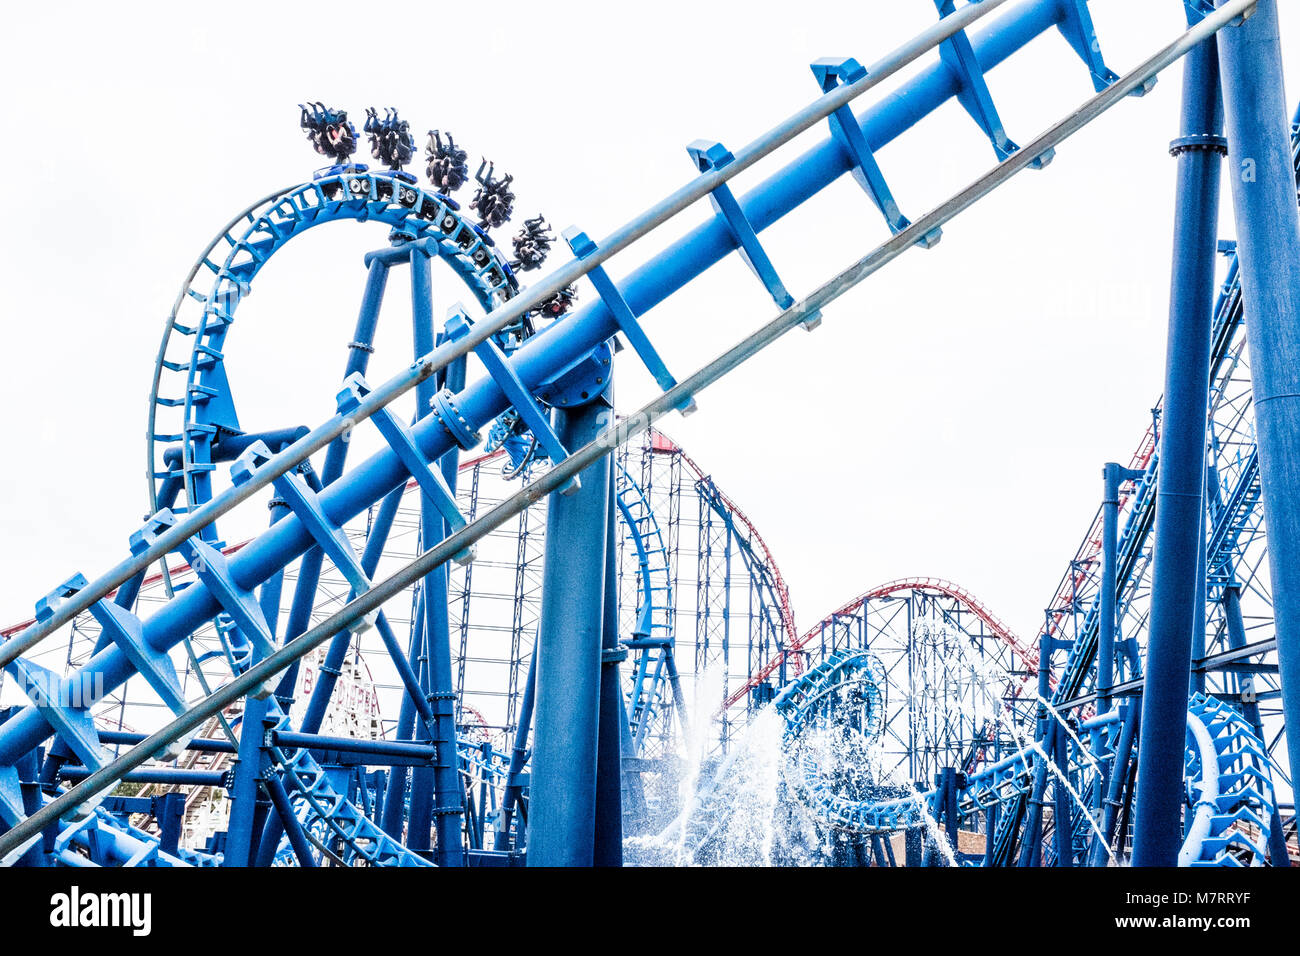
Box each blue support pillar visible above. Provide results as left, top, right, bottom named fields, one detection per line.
left=1099, top=465, right=1121, bottom=710
left=1132, top=23, right=1223, bottom=867
left=1089, top=701, right=1138, bottom=866
left=1216, top=0, right=1300, bottom=801
left=223, top=694, right=268, bottom=867
left=406, top=617, right=434, bottom=855
left=1053, top=723, right=1073, bottom=866
left=904, top=828, right=923, bottom=867
left=410, top=250, right=465, bottom=867
left=499, top=650, right=536, bottom=848
left=593, top=461, right=624, bottom=867
left=1191, top=504, right=1207, bottom=694
left=223, top=499, right=290, bottom=866
left=935, top=767, right=959, bottom=865
left=527, top=399, right=612, bottom=866
left=380, top=589, right=425, bottom=842
left=1099, top=464, right=1143, bottom=711
left=154, top=791, right=186, bottom=858
left=264, top=772, right=317, bottom=868
left=1019, top=627, right=1057, bottom=867
left=14, top=743, right=44, bottom=867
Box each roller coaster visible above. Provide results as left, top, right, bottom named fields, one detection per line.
left=1, top=0, right=1299, bottom=869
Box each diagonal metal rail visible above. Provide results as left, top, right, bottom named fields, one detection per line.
left=0, top=0, right=1016, bottom=673
left=0, top=0, right=1258, bottom=857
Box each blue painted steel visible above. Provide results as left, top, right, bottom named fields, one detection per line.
left=262, top=702, right=432, bottom=867
left=614, top=462, right=686, bottom=754
left=594, top=461, right=624, bottom=866
left=443, top=307, right=581, bottom=491
left=1216, top=0, right=1300, bottom=804
left=527, top=401, right=612, bottom=866
left=1098, top=463, right=1143, bottom=709
left=1179, top=694, right=1277, bottom=865
left=0, top=4, right=1094, bottom=791
left=222, top=694, right=268, bottom=867
left=5, top=0, right=1269, bottom=869
left=2, top=659, right=104, bottom=774
left=231, top=443, right=377, bottom=628
left=933, top=0, right=1050, bottom=166
left=297, top=483, right=405, bottom=739
left=0, top=0, right=1067, bottom=685
left=174, top=530, right=277, bottom=680
left=1052, top=723, right=1072, bottom=866
left=264, top=254, right=389, bottom=706
left=410, top=247, right=466, bottom=867
left=1057, top=0, right=1154, bottom=95
left=563, top=228, right=694, bottom=411
left=1089, top=702, right=1138, bottom=866
left=337, top=374, right=476, bottom=560
left=1191, top=503, right=1208, bottom=695
left=1133, top=24, right=1224, bottom=868
left=498, top=651, right=536, bottom=848
left=264, top=772, right=317, bottom=868
left=685, top=141, right=821, bottom=331
left=810, top=57, right=937, bottom=245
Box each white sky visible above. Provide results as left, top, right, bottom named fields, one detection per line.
left=2, top=0, right=1298, bottom=645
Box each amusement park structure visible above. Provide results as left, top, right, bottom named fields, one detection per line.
left=1, top=0, right=1299, bottom=868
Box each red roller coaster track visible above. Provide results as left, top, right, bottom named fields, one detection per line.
left=651, top=428, right=800, bottom=654
left=723, top=576, right=1041, bottom=710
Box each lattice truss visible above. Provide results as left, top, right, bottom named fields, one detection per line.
left=795, top=590, right=1034, bottom=787
left=1032, top=242, right=1291, bottom=818
left=0, top=427, right=793, bottom=813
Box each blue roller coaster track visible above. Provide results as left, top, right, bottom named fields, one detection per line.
left=1, top=0, right=1299, bottom=869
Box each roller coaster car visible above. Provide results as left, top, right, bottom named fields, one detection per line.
left=371, top=168, right=419, bottom=203
left=312, top=162, right=370, bottom=200
left=312, top=162, right=370, bottom=180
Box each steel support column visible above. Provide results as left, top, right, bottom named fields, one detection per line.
left=499, top=651, right=536, bottom=847
left=1133, top=25, right=1223, bottom=867
left=1089, top=700, right=1138, bottom=866
left=1099, top=464, right=1122, bottom=710
left=410, top=248, right=465, bottom=866
left=527, top=400, right=612, bottom=866
left=594, top=460, right=624, bottom=866
left=1052, top=723, right=1073, bottom=866
left=1216, top=0, right=1300, bottom=800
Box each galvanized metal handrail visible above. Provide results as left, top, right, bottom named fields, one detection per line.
left=0, top=0, right=1013, bottom=672
left=0, top=0, right=1257, bottom=856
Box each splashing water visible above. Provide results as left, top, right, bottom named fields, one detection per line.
left=623, top=612, right=1125, bottom=866
left=624, top=667, right=826, bottom=866
left=941, top=631, right=1121, bottom=865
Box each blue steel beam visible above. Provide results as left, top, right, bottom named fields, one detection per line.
left=0, top=0, right=1096, bottom=774
left=1215, top=0, right=1300, bottom=805
left=1099, top=463, right=1144, bottom=710
left=410, top=247, right=466, bottom=866
left=595, top=460, right=625, bottom=866
left=527, top=400, right=612, bottom=866
left=0, top=0, right=1071, bottom=676
left=1134, top=23, right=1224, bottom=866
left=0, top=3, right=1252, bottom=857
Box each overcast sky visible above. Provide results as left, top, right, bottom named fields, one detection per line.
left=2, top=0, right=1298, bottom=645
